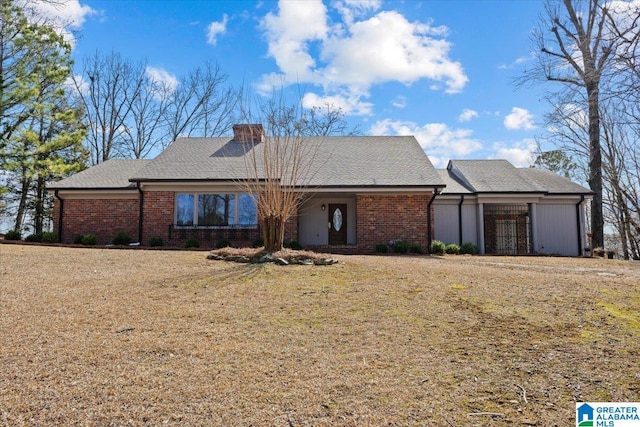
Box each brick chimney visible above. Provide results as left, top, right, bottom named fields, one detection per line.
left=233, top=124, right=264, bottom=143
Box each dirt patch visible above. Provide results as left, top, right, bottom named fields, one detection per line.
left=0, top=245, right=638, bottom=426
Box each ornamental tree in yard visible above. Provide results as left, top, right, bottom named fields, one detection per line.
left=238, top=98, right=353, bottom=253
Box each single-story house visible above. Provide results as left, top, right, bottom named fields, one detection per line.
left=49, top=124, right=444, bottom=253
left=49, top=124, right=592, bottom=255
left=434, top=159, right=593, bottom=256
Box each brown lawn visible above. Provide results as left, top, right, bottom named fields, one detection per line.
left=0, top=244, right=638, bottom=426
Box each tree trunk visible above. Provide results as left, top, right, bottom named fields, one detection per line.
left=34, top=174, right=46, bottom=235
left=13, top=167, right=30, bottom=233
left=263, top=215, right=285, bottom=253
left=587, top=83, right=604, bottom=249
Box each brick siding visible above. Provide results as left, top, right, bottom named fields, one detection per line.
left=53, top=197, right=139, bottom=245
left=356, top=193, right=432, bottom=253
left=141, top=191, right=174, bottom=245
left=54, top=191, right=432, bottom=252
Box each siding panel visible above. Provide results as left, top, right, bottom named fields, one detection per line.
left=536, top=204, right=578, bottom=255
left=434, top=204, right=459, bottom=244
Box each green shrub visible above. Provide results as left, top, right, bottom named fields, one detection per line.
left=459, top=241, right=478, bottom=255
left=393, top=240, right=409, bottom=254
left=149, top=237, right=164, bottom=247
left=409, top=244, right=424, bottom=254
left=216, top=239, right=231, bottom=249
left=284, top=240, right=303, bottom=250
left=81, top=234, right=97, bottom=245
left=4, top=230, right=21, bottom=241
left=25, top=233, right=43, bottom=242
left=41, top=232, right=58, bottom=243
left=73, top=234, right=84, bottom=244
left=112, top=230, right=132, bottom=246
left=445, top=243, right=460, bottom=255
left=430, top=240, right=446, bottom=255
left=185, top=237, right=199, bottom=248
left=375, top=243, right=388, bottom=253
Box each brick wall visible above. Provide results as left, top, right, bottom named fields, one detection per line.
left=53, top=197, right=139, bottom=245
left=142, top=191, right=174, bottom=245
left=284, top=213, right=298, bottom=244
left=53, top=191, right=433, bottom=253
left=356, top=193, right=432, bottom=253
left=144, top=191, right=263, bottom=248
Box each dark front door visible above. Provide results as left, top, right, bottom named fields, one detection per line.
left=328, top=203, right=347, bottom=245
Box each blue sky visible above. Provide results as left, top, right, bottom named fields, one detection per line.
left=41, top=0, right=551, bottom=168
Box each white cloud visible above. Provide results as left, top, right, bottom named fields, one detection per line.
left=66, top=74, right=88, bottom=95
left=145, top=66, right=179, bottom=92
left=19, top=0, right=96, bottom=46
left=302, top=91, right=373, bottom=116
left=334, top=0, right=382, bottom=25
left=498, top=53, right=535, bottom=69
left=458, top=108, right=478, bottom=122
left=491, top=139, right=537, bottom=167
left=504, top=107, right=536, bottom=130
left=391, top=95, right=407, bottom=109
left=260, top=0, right=328, bottom=84
left=258, top=1, right=468, bottom=115
left=207, top=14, right=228, bottom=46
left=370, top=119, right=483, bottom=167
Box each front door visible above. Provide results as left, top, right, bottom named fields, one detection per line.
left=328, top=204, right=347, bottom=245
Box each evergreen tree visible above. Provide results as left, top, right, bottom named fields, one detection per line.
left=0, top=1, right=87, bottom=234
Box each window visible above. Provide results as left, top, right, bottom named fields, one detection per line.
left=175, top=193, right=257, bottom=227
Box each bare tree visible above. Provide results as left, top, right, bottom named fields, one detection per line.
left=121, top=73, right=171, bottom=159
left=237, top=96, right=352, bottom=253
left=163, top=61, right=237, bottom=142
left=522, top=0, right=640, bottom=249
left=73, top=51, right=145, bottom=164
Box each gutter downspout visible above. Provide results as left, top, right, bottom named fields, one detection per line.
left=576, top=195, right=585, bottom=256
left=427, top=189, right=440, bottom=252
left=54, top=190, right=63, bottom=242
left=458, top=195, right=464, bottom=245
left=137, top=182, right=144, bottom=244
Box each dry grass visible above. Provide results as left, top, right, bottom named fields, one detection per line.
left=0, top=244, right=638, bottom=426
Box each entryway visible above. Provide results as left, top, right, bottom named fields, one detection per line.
left=328, top=203, right=347, bottom=245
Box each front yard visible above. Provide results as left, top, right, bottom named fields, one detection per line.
left=0, top=244, right=638, bottom=426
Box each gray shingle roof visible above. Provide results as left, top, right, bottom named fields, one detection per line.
left=129, top=135, right=444, bottom=188
left=448, top=159, right=546, bottom=193
left=441, top=159, right=591, bottom=195
left=436, top=169, right=473, bottom=194
left=519, top=168, right=593, bottom=194
left=49, top=159, right=151, bottom=189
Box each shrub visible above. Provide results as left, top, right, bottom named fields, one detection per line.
left=375, top=243, right=388, bottom=253
left=42, top=232, right=58, bottom=243
left=4, top=230, right=21, bottom=241
left=284, top=240, right=303, bottom=250
left=252, top=238, right=264, bottom=248
left=185, top=237, right=199, bottom=248
left=112, top=230, right=132, bottom=246
left=73, top=234, right=84, bottom=244
left=393, top=240, right=409, bottom=254
left=409, top=244, right=424, bottom=255
left=445, top=243, right=460, bottom=255
left=81, top=234, right=97, bottom=245
left=25, top=233, right=43, bottom=242
left=216, top=239, right=231, bottom=249
left=459, top=241, right=478, bottom=255
left=149, top=237, right=164, bottom=247
left=430, top=240, right=446, bottom=255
